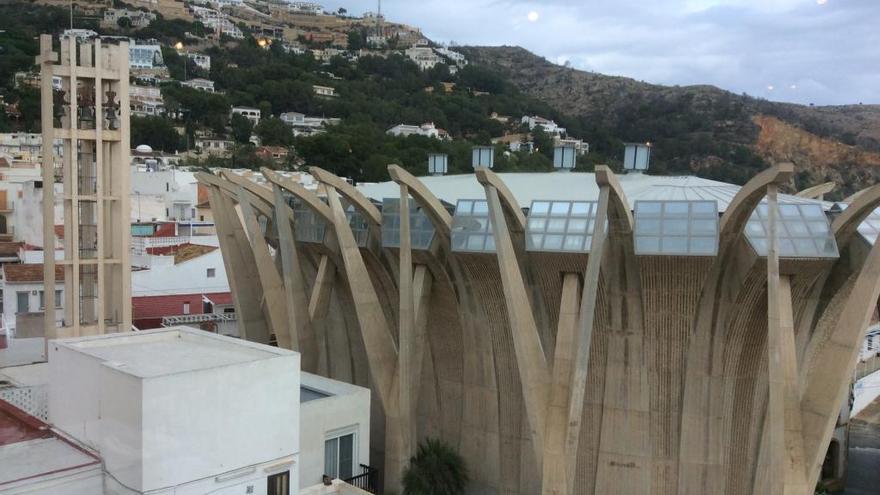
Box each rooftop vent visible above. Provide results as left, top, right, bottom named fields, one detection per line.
left=472, top=146, right=494, bottom=169
left=623, top=142, right=652, bottom=173
left=428, top=153, right=448, bottom=176
left=553, top=145, right=576, bottom=171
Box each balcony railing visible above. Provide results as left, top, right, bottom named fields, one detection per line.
left=343, top=464, right=379, bottom=494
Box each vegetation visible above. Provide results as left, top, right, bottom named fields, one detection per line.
left=401, top=438, right=469, bottom=495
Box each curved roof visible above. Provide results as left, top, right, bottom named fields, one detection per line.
left=355, top=171, right=827, bottom=213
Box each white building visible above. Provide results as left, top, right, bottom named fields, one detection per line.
left=129, top=84, right=165, bottom=116
left=0, top=263, right=63, bottom=335
left=102, top=8, right=157, bottom=27
left=184, top=52, right=211, bottom=71
left=46, top=327, right=298, bottom=493
left=299, top=372, right=371, bottom=488
left=404, top=47, right=442, bottom=70
left=280, top=112, right=340, bottom=136
left=129, top=44, right=165, bottom=69
left=555, top=136, right=590, bottom=155
left=0, top=133, right=63, bottom=163
left=387, top=122, right=448, bottom=140
left=61, top=29, right=98, bottom=41
left=313, top=85, right=337, bottom=98
left=0, top=329, right=374, bottom=494
left=13, top=180, right=63, bottom=249
left=195, top=137, right=235, bottom=156
left=521, top=115, right=566, bottom=136
left=434, top=47, right=467, bottom=67
left=231, top=106, right=261, bottom=124
left=130, top=166, right=198, bottom=222
left=181, top=77, right=216, bottom=92
left=288, top=1, right=324, bottom=14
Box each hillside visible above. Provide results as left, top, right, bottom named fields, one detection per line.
left=461, top=45, right=880, bottom=197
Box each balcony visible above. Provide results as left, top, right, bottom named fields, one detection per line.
left=343, top=465, right=379, bottom=494
left=0, top=201, right=13, bottom=214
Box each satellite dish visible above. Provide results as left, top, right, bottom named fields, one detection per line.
left=135, top=144, right=153, bottom=154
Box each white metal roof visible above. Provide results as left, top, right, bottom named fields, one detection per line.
left=356, top=171, right=828, bottom=213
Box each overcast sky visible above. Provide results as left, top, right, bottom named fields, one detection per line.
left=329, top=0, right=878, bottom=106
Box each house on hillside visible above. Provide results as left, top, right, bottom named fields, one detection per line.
left=1, top=264, right=64, bottom=335
left=231, top=106, right=261, bottom=124
left=181, top=78, right=216, bottom=92
left=312, top=85, right=337, bottom=98
left=387, top=122, right=449, bottom=140
left=521, top=115, right=566, bottom=136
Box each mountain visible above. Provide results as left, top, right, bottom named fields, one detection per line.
left=460, top=45, right=880, bottom=198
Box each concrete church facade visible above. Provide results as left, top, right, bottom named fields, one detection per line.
left=198, top=163, right=880, bottom=495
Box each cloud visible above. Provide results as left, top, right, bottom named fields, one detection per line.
left=331, top=0, right=878, bottom=105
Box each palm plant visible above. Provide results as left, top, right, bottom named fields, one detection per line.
left=401, top=438, right=469, bottom=495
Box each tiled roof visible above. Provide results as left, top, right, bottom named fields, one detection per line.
left=144, top=243, right=217, bottom=264
left=4, top=264, right=64, bottom=283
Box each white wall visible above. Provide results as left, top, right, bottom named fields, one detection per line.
left=300, top=372, right=371, bottom=489
left=49, top=329, right=300, bottom=493
left=132, top=248, right=229, bottom=297
left=130, top=167, right=198, bottom=221
left=2, top=280, right=64, bottom=332
left=14, top=181, right=63, bottom=248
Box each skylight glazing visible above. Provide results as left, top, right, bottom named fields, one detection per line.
left=857, top=207, right=880, bottom=245
left=381, top=198, right=436, bottom=249
left=290, top=196, right=326, bottom=244
left=744, top=202, right=838, bottom=258
left=344, top=203, right=370, bottom=247
left=451, top=199, right=495, bottom=253
left=634, top=200, right=719, bottom=256
left=526, top=200, right=598, bottom=253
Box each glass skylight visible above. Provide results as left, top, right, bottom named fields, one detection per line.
left=451, top=199, right=495, bottom=253
left=381, top=198, right=436, bottom=249
left=526, top=200, right=598, bottom=253
left=290, top=196, right=326, bottom=244
left=634, top=200, right=719, bottom=256
left=344, top=203, right=370, bottom=247
left=857, top=207, right=880, bottom=245
left=744, top=202, right=838, bottom=258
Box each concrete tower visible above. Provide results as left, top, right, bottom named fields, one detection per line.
left=38, top=34, right=132, bottom=338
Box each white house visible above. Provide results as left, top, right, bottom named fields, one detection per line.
left=130, top=166, right=198, bottom=222
left=129, top=44, right=164, bottom=69
left=184, top=52, right=211, bottom=71
left=387, top=122, right=448, bottom=140
left=195, top=137, right=235, bottom=156
left=129, top=84, right=165, bottom=116
left=42, top=328, right=300, bottom=493
left=280, top=112, right=340, bottom=136
left=313, top=85, right=337, bottom=98
left=0, top=263, right=63, bottom=335
left=521, top=115, right=566, bottom=136
left=288, top=1, right=324, bottom=14
left=231, top=106, right=261, bottom=124
left=404, top=47, right=442, bottom=70
left=299, top=372, right=371, bottom=488
left=181, top=77, right=216, bottom=92
left=554, top=136, right=590, bottom=155
left=102, top=8, right=156, bottom=27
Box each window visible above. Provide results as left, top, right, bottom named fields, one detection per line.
left=183, top=302, right=190, bottom=315
left=16, top=291, right=28, bottom=313
left=381, top=198, right=436, bottom=249
left=55, top=289, right=62, bottom=309
left=744, top=202, right=838, bottom=258
left=267, top=471, right=290, bottom=495
left=325, top=431, right=356, bottom=480
left=451, top=199, right=495, bottom=253
left=206, top=268, right=216, bottom=278
left=634, top=200, right=719, bottom=256
left=526, top=200, right=599, bottom=253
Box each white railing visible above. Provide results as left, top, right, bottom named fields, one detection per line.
left=131, top=235, right=190, bottom=255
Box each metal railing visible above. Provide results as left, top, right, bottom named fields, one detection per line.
left=343, top=464, right=379, bottom=494
left=161, top=313, right=236, bottom=326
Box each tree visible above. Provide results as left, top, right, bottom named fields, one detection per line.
left=230, top=113, right=253, bottom=144
left=337, top=7, right=347, bottom=15
left=131, top=116, right=183, bottom=152
left=255, top=117, right=294, bottom=146
left=402, top=438, right=469, bottom=495
left=347, top=30, right=365, bottom=51
left=117, top=16, right=132, bottom=29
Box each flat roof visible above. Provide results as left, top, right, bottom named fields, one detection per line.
left=53, top=327, right=294, bottom=378
left=355, top=171, right=829, bottom=213
left=0, top=400, right=100, bottom=485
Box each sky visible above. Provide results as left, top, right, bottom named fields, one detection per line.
left=328, top=0, right=879, bottom=106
